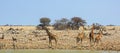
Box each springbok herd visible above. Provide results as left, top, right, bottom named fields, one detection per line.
left=0, top=25, right=120, bottom=50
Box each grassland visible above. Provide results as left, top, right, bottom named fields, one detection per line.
left=0, top=26, right=120, bottom=51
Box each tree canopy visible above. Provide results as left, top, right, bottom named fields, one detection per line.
left=40, top=17, right=51, bottom=26
left=71, top=17, right=86, bottom=26
left=38, top=17, right=87, bottom=30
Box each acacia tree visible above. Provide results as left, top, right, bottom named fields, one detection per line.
left=71, top=17, right=86, bottom=30
left=54, top=18, right=69, bottom=30
left=60, top=18, right=69, bottom=24
left=40, top=17, right=51, bottom=26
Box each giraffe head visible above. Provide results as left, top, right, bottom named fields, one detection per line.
left=99, top=28, right=103, bottom=37
left=92, top=24, right=95, bottom=29
left=41, top=25, right=48, bottom=30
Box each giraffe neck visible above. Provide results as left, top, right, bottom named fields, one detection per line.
left=91, top=26, right=94, bottom=34
left=99, top=30, right=103, bottom=36
left=82, top=26, right=84, bottom=33
left=45, top=29, right=51, bottom=36
left=1, top=34, right=4, bottom=39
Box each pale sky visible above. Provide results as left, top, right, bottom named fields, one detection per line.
left=0, top=0, right=120, bottom=25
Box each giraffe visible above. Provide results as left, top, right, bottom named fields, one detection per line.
left=42, top=26, right=57, bottom=48
left=0, top=28, right=3, bottom=31
left=89, top=24, right=95, bottom=43
left=0, top=28, right=4, bottom=39
left=0, top=33, right=4, bottom=39
left=0, top=33, right=5, bottom=49
left=76, top=25, right=85, bottom=44
left=12, top=36, right=17, bottom=42
left=95, top=28, right=103, bottom=43
left=12, top=36, right=17, bottom=49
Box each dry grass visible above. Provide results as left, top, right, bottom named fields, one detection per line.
left=0, top=26, right=120, bottom=51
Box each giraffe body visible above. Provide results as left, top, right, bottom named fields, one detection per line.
left=42, top=26, right=57, bottom=48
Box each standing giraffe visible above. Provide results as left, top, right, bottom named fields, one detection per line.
left=0, top=28, right=4, bottom=39
left=42, top=26, right=57, bottom=48
left=76, top=25, right=85, bottom=44
left=0, top=33, right=4, bottom=39
left=0, top=33, right=4, bottom=49
left=95, top=28, right=103, bottom=43
left=89, top=24, right=95, bottom=43
left=0, top=28, right=3, bottom=31
left=12, top=36, right=17, bottom=42
left=12, top=36, right=17, bottom=49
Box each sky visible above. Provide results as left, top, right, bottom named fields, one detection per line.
left=0, top=0, right=120, bottom=25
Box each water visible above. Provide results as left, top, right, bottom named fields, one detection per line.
left=0, top=49, right=119, bottom=53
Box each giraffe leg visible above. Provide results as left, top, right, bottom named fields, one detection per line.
left=49, top=39, right=52, bottom=48
left=54, top=39, right=57, bottom=49
left=76, top=37, right=80, bottom=44
left=13, top=41, right=16, bottom=50
left=94, top=38, right=96, bottom=43
left=51, top=40, right=52, bottom=48
left=98, top=39, right=100, bottom=44
left=81, top=38, right=82, bottom=44
left=100, top=39, right=102, bottom=42
left=90, top=37, right=91, bottom=43
left=94, top=38, right=97, bottom=45
left=90, top=38, right=92, bottom=45
left=95, top=39, right=99, bottom=44
left=92, top=37, right=95, bottom=43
